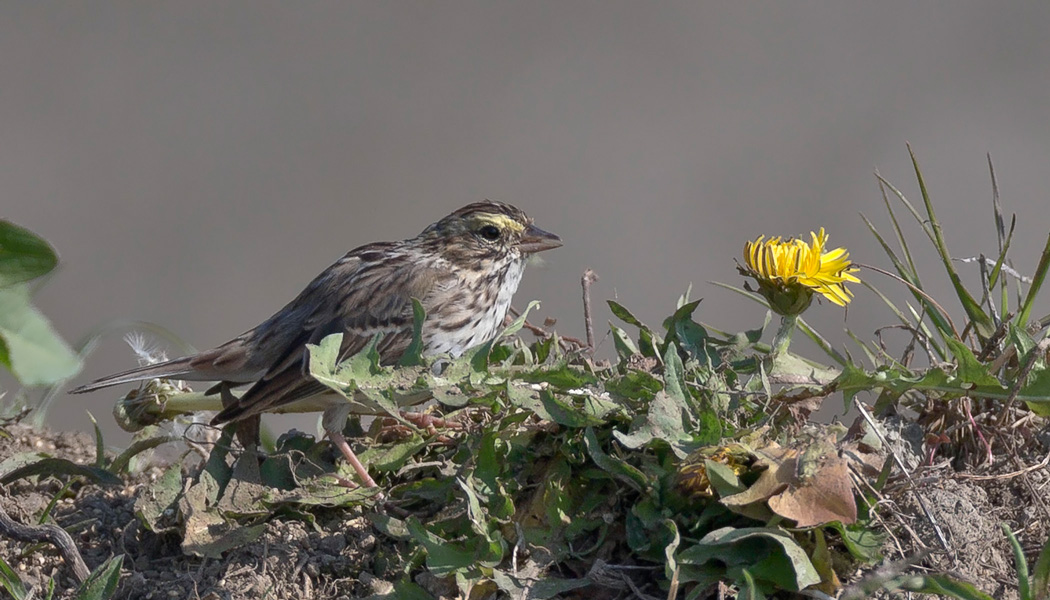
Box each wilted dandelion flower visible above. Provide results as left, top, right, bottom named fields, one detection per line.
left=677, top=445, right=754, bottom=499
left=741, top=228, right=860, bottom=315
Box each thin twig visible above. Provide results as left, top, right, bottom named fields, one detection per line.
left=582, top=269, right=598, bottom=352
left=954, top=451, right=1050, bottom=481
left=0, top=499, right=90, bottom=583
left=858, top=263, right=960, bottom=339
left=853, top=399, right=954, bottom=558
left=505, top=307, right=587, bottom=351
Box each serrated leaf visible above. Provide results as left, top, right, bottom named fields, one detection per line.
left=604, top=370, right=663, bottom=401
left=268, top=474, right=379, bottom=507
left=520, top=362, right=596, bottom=390
left=536, top=390, right=604, bottom=428
left=945, top=338, right=1001, bottom=387
left=0, top=285, right=81, bottom=385
left=358, top=434, right=427, bottom=472
left=613, top=391, right=690, bottom=457
left=0, top=220, right=58, bottom=287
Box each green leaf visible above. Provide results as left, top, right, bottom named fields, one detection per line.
left=268, top=474, right=379, bottom=508
left=678, top=527, right=821, bottom=592
left=908, top=146, right=995, bottom=338
left=897, top=573, right=996, bottom=599
left=610, top=322, right=640, bottom=359
left=490, top=571, right=590, bottom=599
left=1031, top=528, right=1050, bottom=600
left=469, top=300, right=540, bottom=372
left=0, top=285, right=81, bottom=385
left=87, top=412, right=106, bottom=469
left=398, top=298, right=427, bottom=367
left=609, top=301, right=661, bottom=357
left=135, top=464, right=183, bottom=533
left=663, top=342, right=688, bottom=405
left=0, top=456, right=121, bottom=486
left=705, top=459, right=746, bottom=497
left=1018, top=232, right=1050, bottom=328
left=535, top=390, right=604, bottom=428
left=827, top=521, right=884, bottom=563
left=1003, top=524, right=1031, bottom=600
left=0, top=220, right=58, bottom=288
left=662, top=299, right=709, bottom=359
left=74, top=554, right=123, bottom=600
left=359, top=435, right=428, bottom=472
left=739, top=569, right=769, bottom=600
left=604, top=370, right=663, bottom=401
left=0, top=556, right=29, bottom=600
left=608, top=300, right=645, bottom=328
left=946, top=338, right=1001, bottom=387
left=584, top=427, right=649, bottom=492
left=520, top=362, right=596, bottom=390
left=406, top=518, right=475, bottom=576
left=612, top=390, right=690, bottom=457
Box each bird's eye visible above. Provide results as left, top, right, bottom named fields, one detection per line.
left=479, top=225, right=501, bottom=241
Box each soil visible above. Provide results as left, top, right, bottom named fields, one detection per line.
left=2, top=416, right=1049, bottom=599
left=0, top=424, right=383, bottom=599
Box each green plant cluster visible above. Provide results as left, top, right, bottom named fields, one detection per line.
left=105, top=300, right=885, bottom=599
left=4, top=148, right=1050, bottom=599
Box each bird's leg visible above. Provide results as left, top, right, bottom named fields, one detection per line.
left=322, top=405, right=377, bottom=488
left=219, top=382, right=262, bottom=455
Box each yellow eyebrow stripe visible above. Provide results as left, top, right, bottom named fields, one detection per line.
left=472, top=214, right=525, bottom=233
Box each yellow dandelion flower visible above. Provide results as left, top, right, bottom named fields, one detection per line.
left=741, top=228, right=860, bottom=315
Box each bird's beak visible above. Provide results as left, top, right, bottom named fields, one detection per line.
left=519, top=224, right=562, bottom=254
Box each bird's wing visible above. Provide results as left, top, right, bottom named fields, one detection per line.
left=212, top=246, right=454, bottom=423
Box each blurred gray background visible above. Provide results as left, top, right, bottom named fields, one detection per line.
left=4, top=2, right=1050, bottom=443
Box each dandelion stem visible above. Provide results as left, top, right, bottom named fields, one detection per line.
left=771, top=314, right=798, bottom=358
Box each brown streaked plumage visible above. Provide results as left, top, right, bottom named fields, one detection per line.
left=71, top=201, right=561, bottom=487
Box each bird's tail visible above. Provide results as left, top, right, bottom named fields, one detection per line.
left=69, top=357, right=198, bottom=394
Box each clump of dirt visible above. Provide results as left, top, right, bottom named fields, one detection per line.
left=872, top=413, right=1050, bottom=600
left=0, top=424, right=387, bottom=599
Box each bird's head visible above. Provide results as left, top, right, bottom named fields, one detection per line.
left=419, top=201, right=562, bottom=268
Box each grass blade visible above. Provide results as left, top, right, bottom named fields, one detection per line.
left=1003, top=524, right=1031, bottom=600
left=908, top=144, right=995, bottom=337
left=1018, top=233, right=1050, bottom=329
